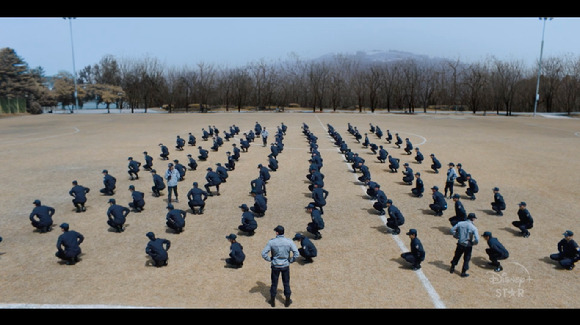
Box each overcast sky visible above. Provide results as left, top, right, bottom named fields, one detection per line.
left=1, top=17, right=579, bottom=76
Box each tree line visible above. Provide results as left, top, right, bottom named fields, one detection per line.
left=2, top=47, right=579, bottom=115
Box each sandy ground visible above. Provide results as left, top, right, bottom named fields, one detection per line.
left=0, top=110, right=579, bottom=309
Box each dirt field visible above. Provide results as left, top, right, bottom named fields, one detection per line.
left=0, top=110, right=579, bottom=309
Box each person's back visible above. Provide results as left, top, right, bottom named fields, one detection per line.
left=108, top=204, right=129, bottom=223
left=262, top=234, right=298, bottom=268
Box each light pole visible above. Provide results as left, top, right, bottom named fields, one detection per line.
left=64, top=17, right=79, bottom=113
left=533, top=17, right=552, bottom=117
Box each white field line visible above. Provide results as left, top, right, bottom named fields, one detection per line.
left=0, top=127, right=80, bottom=146
left=314, top=114, right=446, bottom=309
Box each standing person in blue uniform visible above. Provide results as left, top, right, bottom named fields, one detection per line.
left=145, top=232, right=170, bottom=267
left=128, top=185, right=145, bottom=212
left=550, top=230, right=580, bottom=270
left=29, top=199, right=55, bottom=233
left=412, top=172, right=424, bottom=198
left=250, top=192, right=268, bottom=217
left=204, top=167, right=222, bottom=196
left=491, top=187, right=506, bottom=216
left=187, top=154, right=198, bottom=171
left=293, top=233, right=317, bottom=263
left=404, top=138, right=413, bottom=155
left=482, top=231, right=509, bottom=272
left=187, top=182, right=208, bottom=214
left=400, top=229, right=425, bottom=270
left=261, top=225, right=300, bottom=308
left=402, top=163, right=414, bottom=185
left=385, top=199, right=405, bottom=235
left=225, top=234, right=246, bottom=268
left=465, top=174, right=479, bottom=200
left=430, top=153, right=441, bottom=173
left=444, top=163, right=458, bottom=199
left=429, top=186, right=447, bottom=216
left=512, top=202, right=533, bottom=238
left=159, top=143, right=169, bottom=160
left=143, top=151, right=153, bottom=171
left=165, top=163, right=180, bottom=203
left=150, top=169, right=165, bottom=197
left=69, top=180, right=90, bottom=213
left=55, top=223, right=84, bottom=265
left=305, top=203, right=325, bottom=240
left=414, top=147, right=424, bottom=164
left=311, top=183, right=329, bottom=215
left=238, top=204, right=258, bottom=236
left=449, top=213, right=479, bottom=278
left=165, top=203, right=186, bottom=234
left=106, top=198, right=130, bottom=233
left=448, top=194, right=467, bottom=226
left=100, top=169, right=116, bottom=196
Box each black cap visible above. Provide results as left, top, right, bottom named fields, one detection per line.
left=467, top=213, right=477, bottom=220
left=226, top=233, right=237, bottom=240
left=406, top=229, right=417, bottom=236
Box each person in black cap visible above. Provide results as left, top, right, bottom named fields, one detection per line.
left=175, top=135, right=185, bottom=151
left=444, top=163, right=457, bottom=198
left=250, top=192, right=268, bottom=217
left=198, top=146, right=209, bottom=161
left=430, top=153, right=441, bottom=174
left=550, top=230, right=580, bottom=270
left=449, top=213, right=479, bottom=277
left=187, top=182, right=208, bottom=214
left=512, top=202, right=533, bottom=238
left=187, top=154, right=198, bottom=171
left=55, top=223, right=84, bottom=265
left=165, top=163, right=180, bottom=203
left=404, top=137, right=413, bottom=155
left=394, top=133, right=403, bottom=148
left=225, top=234, right=245, bottom=268
left=29, top=199, right=55, bottom=233
left=143, top=151, right=153, bottom=171
left=387, top=155, right=400, bottom=173
left=100, top=169, right=116, bottom=196
left=238, top=204, right=257, bottom=236
left=127, top=156, right=141, bottom=180
left=258, top=164, right=271, bottom=183
left=188, top=132, right=196, bottom=146
left=414, top=147, right=424, bottom=164
left=429, top=186, right=447, bottom=216
left=261, top=225, right=300, bottom=307
left=455, top=163, right=468, bottom=186
left=159, top=143, right=169, bottom=160
left=491, top=187, right=506, bottom=216
left=204, top=167, right=222, bottom=196
left=402, top=163, right=414, bottom=185
left=482, top=231, right=509, bottom=272
left=310, top=183, right=329, bottom=215
left=448, top=194, right=467, bottom=227
left=250, top=176, right=267, bottom=197
left=145, top=232, right=170, bottom=267
left=150, top=169, right=165, bottom=197
left=385, top=199, right=405, bottom=235
left=373, top=185, right=389, bottom=215
left=412, top=172, right=424, bottom=198
left=216, top=163, right=229, bottom=183
left=268, top=153, right=278, bottom=172
left=128, top=185, right=145, bottom=212
left=106, top=198, right=130, bottom=233
left=377, top=145, right=388, bottom=163
left=465, top=174, right=479, bottom=200
left=293, top=233, right=317, bottom=263
left=225, top=151, right=236, bottom=171
left=305, top=203, right=325, bottom=240
left=232, top=143, right=241, bottom=160
left=173, top=159, right=186, bottom=181
left=69, top=180, right=90, bottom=213
left=166, top=203, right=186, bottom=234
left=401, top=229, right=425, bottom=270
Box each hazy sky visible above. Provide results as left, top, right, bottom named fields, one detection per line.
left=2, top=17, right=579, bottom=76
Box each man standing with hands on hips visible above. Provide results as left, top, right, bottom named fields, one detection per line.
left=261, top=225, right=300, bottom=308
